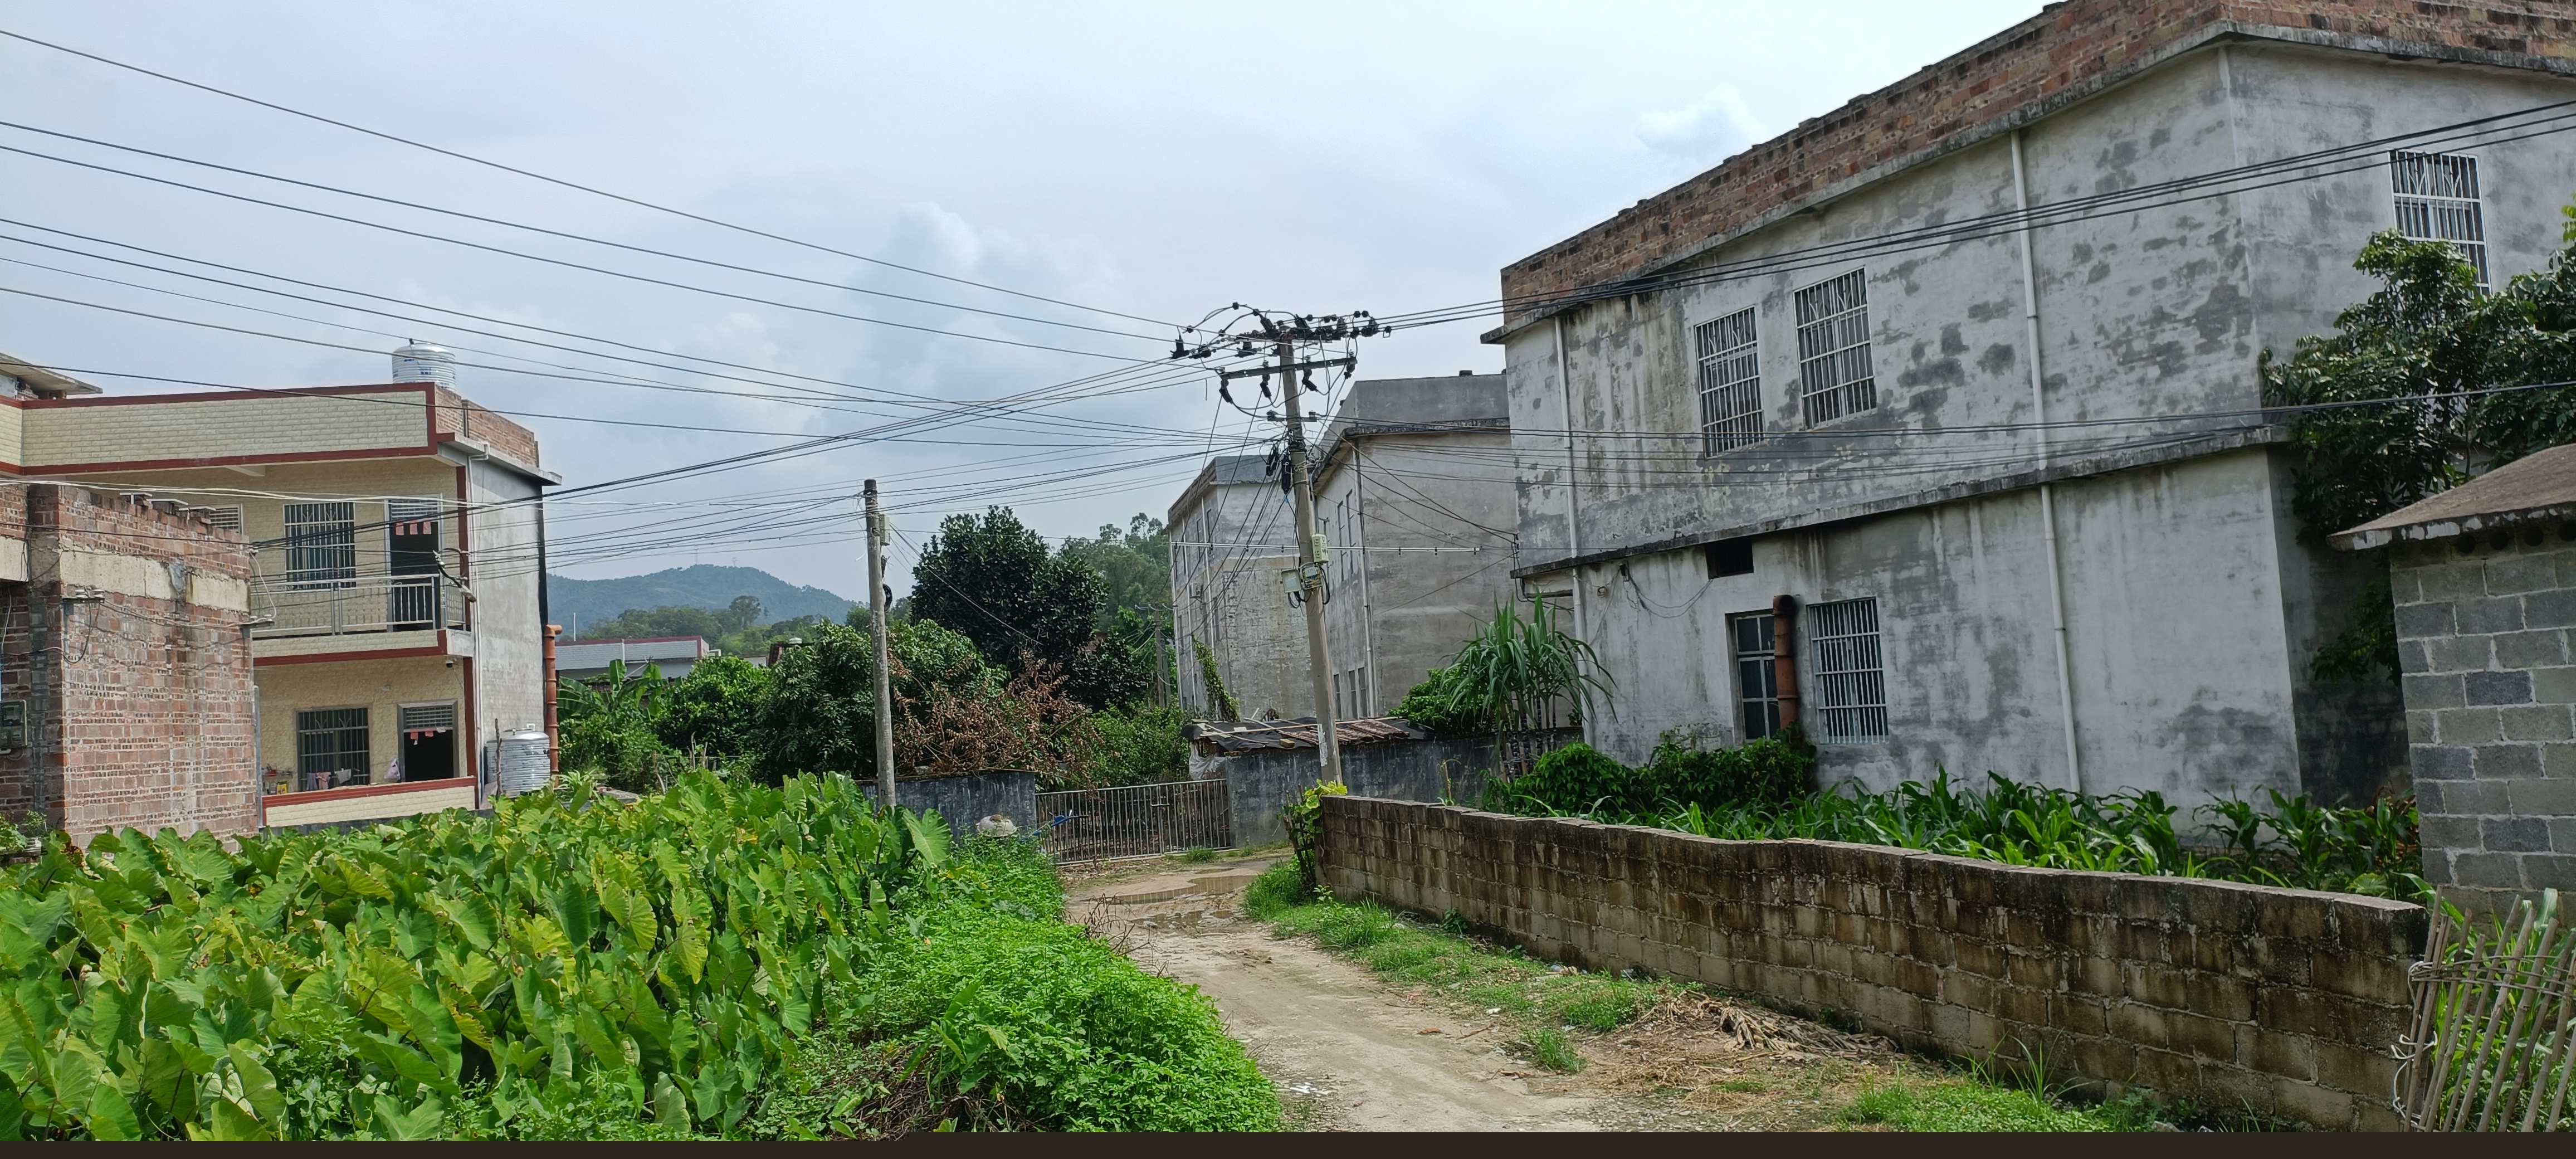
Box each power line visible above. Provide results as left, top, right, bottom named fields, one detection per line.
left=0, top=26, right=1177, bottom=329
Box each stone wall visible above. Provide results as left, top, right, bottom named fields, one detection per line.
left=1496, top=0, right=2576, bottom=315
left=865, top=769, right=1037, bottom=841
left=1318, top=796, right=2426, bottom=1131
left=2388, top=529, right=2576, bottom=913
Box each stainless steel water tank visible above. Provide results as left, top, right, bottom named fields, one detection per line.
left=497, top=727, right=552, bottom=795
left=391, top=342, right=457, bottom=388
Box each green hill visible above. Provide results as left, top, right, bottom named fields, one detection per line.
left=547, top=565, right=857, bottom=636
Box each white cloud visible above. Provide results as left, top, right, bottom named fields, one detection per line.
left=1634, top=84, right=1769, bottom=165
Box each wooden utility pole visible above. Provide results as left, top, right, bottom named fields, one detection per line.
left=1275, top=340, right=1342, bottom=782
left=864, top=480, right=896, bottom=810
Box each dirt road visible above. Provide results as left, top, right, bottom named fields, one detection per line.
left=1067, top=858, right=1895, bottom=1132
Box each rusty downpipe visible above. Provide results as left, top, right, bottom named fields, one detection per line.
left=543, top=624, right=562, bottom=772
left=1770, top=595, right=1799, bottom=731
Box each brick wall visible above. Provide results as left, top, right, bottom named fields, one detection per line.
left=434, top=386, right=540, bottom=471
left=1319, top=796, right=2425, bottom=1131
left=0, top=484, right=258, bottom=842
left=2388, top=529, right=2576, bottom=913
left=1498, top=0, right=2576, bottom=318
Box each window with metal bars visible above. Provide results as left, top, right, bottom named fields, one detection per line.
left=282, top=501, right=357, bottom=587
left=1696, top=307, right=1764, bottom=452
left=1732, top=612, right=1779, bottom=741
left=196, top=505, right=243, bottom=530
left=2391, top=150, right=2490, bottom=288
left=295, top=707, right=370, bottom=783
left=1794, top=271, right=1877, bottom=425
left=1807, top=597, right=1888, bottom=742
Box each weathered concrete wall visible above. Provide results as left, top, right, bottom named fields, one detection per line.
left=1169, top=457, right=1308, bottom=719
left=2388, top=529, right=2576, bottom=914
left=1314, top=375, right=1519, bottom=719
left=864, top=769, right=1037, bottom=841
left=465, top=454, right=549, bottom=778
left=1320, top=796, right=2425, bottom=1131
left=1219, top=728, right=1578, bottom=845
left=1495, top=36, right=2576, bottom=803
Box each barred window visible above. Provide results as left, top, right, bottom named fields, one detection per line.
left=1808, top=597, right=1888, bottom=742
left=2392, top=150, right=2489, bottom=288
left=194, top=505, right=243, bottom=530
left=1732, top=612, right=1779, bottom=741
left=282, top=501, right=357, bottom=588
left=1794, top=270, right=1877, bottom=425
left=296, top=707, right=370, bottom=783
left=1696, top=308, right=1763, bottom=452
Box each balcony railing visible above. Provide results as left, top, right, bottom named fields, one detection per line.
left=251, top=574, right=466, bottom=639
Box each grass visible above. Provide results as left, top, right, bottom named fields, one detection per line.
left=1243, top=862, right=2169, bottom=1133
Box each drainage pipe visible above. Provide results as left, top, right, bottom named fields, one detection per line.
left=2011, top=128, right=2084, bottom=793
left=1554, top=315, right=1591, bottom=744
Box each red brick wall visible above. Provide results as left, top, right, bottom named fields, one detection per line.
left=0, top=485, right=257, bottom=843
left=1499, top=0, right=2576, bottom=317
left=434, top=386, right=541, bottom=471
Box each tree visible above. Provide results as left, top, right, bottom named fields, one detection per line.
left=758, top=619, right=989, bottom=781
left=2266, top=221, right=2576, bottom=680
left=558, top=658, right=676, bottom=788
left=716, top=595, right=764, bottom=636
left=1060, top=514, right=1171, bottom=625
left=579, top=604, right=723, bottom=641
left=656, top=653, right=773, bottom=767
left=908, top=507, right=1148, bottom=707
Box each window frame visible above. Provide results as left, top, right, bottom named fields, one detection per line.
left=282, top=500, right=358, bottom=589
left=1807, top=597, right=1889, bottom=743
left=1793, top=270, right=1878, bottom=426
left=2390, top=149, right=2490, bottom=289
left=1731, top=611, right=1780, bottom=742
left=1694, top=306, right=1765, bottom=454
left=295, top=705, right=371, bottom=785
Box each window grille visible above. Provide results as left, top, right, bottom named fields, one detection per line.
left=1733, top=612, right=1779, bottom=741
left=295, top=707, right=370, bottom=784
left=282, top=501, right=357, bottom=587
left=1696, top=308, right=1764, bottom=452
left=196, top=505, right=243, bottom=530
left=2392, top=151, right=2489, bottom=288
left=1807, top=597, right=1888, bottom=742
left=1794, top=271, right=1877, bottom=425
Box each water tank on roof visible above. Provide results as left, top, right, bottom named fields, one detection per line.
left=391, top=341, right=456, bottom=387
left=497, top=727, right=552, bottom=796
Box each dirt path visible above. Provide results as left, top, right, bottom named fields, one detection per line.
left=1066, top=858, right=1895, bottom=1132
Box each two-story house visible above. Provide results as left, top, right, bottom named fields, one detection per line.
left=1490, top=0, right=2576, bottom=805
left=0, top=344, right=557, bottom=827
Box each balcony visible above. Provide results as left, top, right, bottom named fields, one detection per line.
left=250, top=574, right=468, bottom=660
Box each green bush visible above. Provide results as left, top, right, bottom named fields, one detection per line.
left=1391, top=666, right=1490, bottom=737
left=1241, top=862, right=1310, bottom=919
left=1484, top=735, right=1814, bottom=819
left=1091, top=704, right=1191, bottom=786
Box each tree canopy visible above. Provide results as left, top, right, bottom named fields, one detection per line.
left=908, top=507, right=1151, bottom=707
left=2266, top=218, right=2576, bottom=679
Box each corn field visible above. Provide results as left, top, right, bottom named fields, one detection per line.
left=0, top=771, right=951, bottom=1139
left=2394, top=889, right=2576, bottom=1132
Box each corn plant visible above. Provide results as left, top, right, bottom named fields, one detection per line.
left=0, top=770, right=950, bottom=1139
left=1441, top=596, right=1610, bottom=748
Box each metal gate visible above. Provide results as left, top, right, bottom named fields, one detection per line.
left=1036, top=780, right=1233, bottom=863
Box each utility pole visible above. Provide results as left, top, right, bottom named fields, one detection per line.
left=1275, top=340, right=1342, bottom=783
left=1175, top=307, right=1384, bottom=785
left=863, top=480, right=896, bottom=810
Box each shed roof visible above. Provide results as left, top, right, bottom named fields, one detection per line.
left=1187, top=716, right=1427, bottom=755
left=2334, top=444, right=2576, bottom=551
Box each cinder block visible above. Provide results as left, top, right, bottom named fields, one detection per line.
left=2507, top=777, right=2576, bottom=816
left=2467, top=669, right=2537, bottom=705
left=2476, top=743, right=2544, bottom=780
left=2494, top=629, right=2572, bottom=669
left=2499, top=703, right=2575, bottom=742
left=2404, top=671, right=2467, bottom=709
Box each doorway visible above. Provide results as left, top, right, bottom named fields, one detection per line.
left=397, top=702, right=459, bottom=781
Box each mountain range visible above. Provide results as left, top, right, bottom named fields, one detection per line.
left=545, top=565, right=858, bottom=635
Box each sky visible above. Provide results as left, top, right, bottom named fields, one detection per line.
left=0, top=0, right=2046, bottom=602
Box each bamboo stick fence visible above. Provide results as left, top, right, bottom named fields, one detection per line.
left=2394, top=889, right=2575, bottom=1131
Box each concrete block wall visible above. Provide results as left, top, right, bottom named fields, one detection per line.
left=2389, top=531, right=2576, bottom=912
left=1221, top=729, right=1577, bottom=846
left=1318, top=796, right=2426, bottom=1131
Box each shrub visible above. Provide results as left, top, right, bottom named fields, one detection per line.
left=1391, top=666, right=1490, bottom=737
left=1092, top=704, right=1192, bottom=786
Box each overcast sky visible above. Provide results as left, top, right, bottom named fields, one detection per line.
left=0, top=1, right=2045, bottom=603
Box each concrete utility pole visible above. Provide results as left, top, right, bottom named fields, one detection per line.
left=1275, top=340, right=1343, bottom=782
left=863, top=480, right=896, bottom=810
